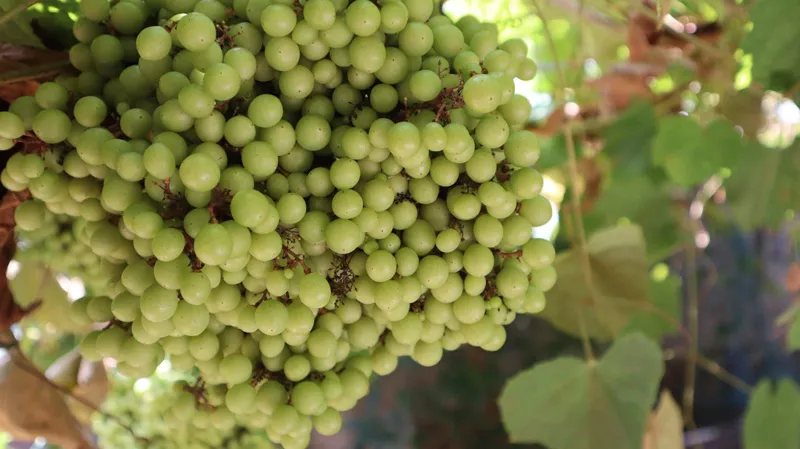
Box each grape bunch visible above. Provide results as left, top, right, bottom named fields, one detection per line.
left=1, top=0, right=555, bottom=446
left=14, top=216, right=118, bottom=295
left=96, top=368, right=277, bottom=449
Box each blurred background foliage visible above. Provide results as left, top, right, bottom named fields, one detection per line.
left=3, top=0, right=800, bottom=448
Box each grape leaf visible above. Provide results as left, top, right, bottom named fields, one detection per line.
left=743, top=379, right=800, bottom=449
left=584, top=175, right=681, bottom=262
left=601, top=100, right=658, bottom=179
left=788, top=314, right=800, bottom=351
left=642, top=391, right=684, bottom=449
left=741, top=0, right=800, bottom=92
left=537, top=133, right=584, bottom=171
left=539, top=224, right=652, bottom=340
left=652, top=116, right=744, bottom=187
left=622, top=274, right=682, bottom=341
left=0, top=0, right=44, bottom=48
left=724, top=141, right=800, bottom=230
left=498, top=333, right=664, bottom=449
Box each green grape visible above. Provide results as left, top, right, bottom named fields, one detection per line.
left=140, top=285, right=180, bottom=322
left=35, top=81, right=69, bottom=110
left=204, top=63, right=241, bottom=101
left=172, top=301, right=211, bottom=336
left=261, top=3, right=296, bottom=37
left=247, top=94, right=282, bottom=128
left=276, top=193, right=307, bottom=224
left=503, top=130, right=539, bottom=167
left=295, top=114, right=331, bottom=151
left=14, top=200, right=47, bottom=231
left=80, top=0, right=110, bottom=21
left=324, top=218, right=364, bottom=254
left=365, top=249, right=396, bottom=282
left=278, top=65, right=315, bottom=99
left=194, top=223, right=232, bottom=265
left=219, top=353, right=253, bottom=384
left=271, top=404, right=300, bottom=434
left=176, top=12, right=216, bottom=52
left=223, top=115, right=256, bottom=147
left=179, top=153, right=220, bottom=192
left=291, top=381, right=325, bottom=415
left=518, top=196, right=553, bottom=226
left=304, top=0, right=336, bottom=30
left=379, top=0, right=407, bottom=33
left=137, top=26, right=172, bottom=61
left=254, top=300, right=288, bottom=335
left=73, top=96, right=107, bottom=128
left=284, top=354, right=311, bottom=381
left=32, top=109, right=71, bottom=143
left=226, top=383, right=257, bottom=413
left=331, top=189, right=363, bottom=219
left=297, top=272, right=331, bottom=308
left=345, top=0, right=380, bottom=36
left=348, top=36, right=385, bottom=73
left=265, top=36, right=300, bottom=71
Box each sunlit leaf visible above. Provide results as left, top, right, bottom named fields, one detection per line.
left=602, top=100, right=658, bottom=179
left=743, top=379, right=800, bottom=449
left=499, top=333, right=664, bottom=449
left=725, top=141, right=800, bottom=230
left=623, top=274, right=682, bottom=340
left=584, top=175, right=682, bottom=262
left=652, top=116, right=744, bottom=187
left=0, top=0, right=44, bottom=48
left=539, top=224, right=652, bottom=340
left=741, top=0, right=800, bottom=92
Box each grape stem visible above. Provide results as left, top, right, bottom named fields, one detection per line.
left=494, top=250, right=521, bottom=259
left=281, top=245, right=311, bottom=274
left=530, top=0, right=596, bottom=362
left=184, top=377, right=215, bottom=410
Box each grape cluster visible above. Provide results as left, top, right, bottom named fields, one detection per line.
left=14, top=216, right=117, bottom=294
left=96, top=369, right=276, bottom=449
left=1, top=0, right=555, bottom=446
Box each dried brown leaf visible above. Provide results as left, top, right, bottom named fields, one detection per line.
left=44, top=349, right=83, bottom=391
left=0, top=347, right=95, bottom=449
left=628, top=13, right=659, bottom=63
left=0, top=191, right=37, bottom=333
left=69, top=359, right=110, bottom=424
left=0, top=43, right=69, bottom=103
left=786, top=263, right=800, bottom=293
left=642, top=391, right=684, bottom=449
left=586, top=71, right=655, bottom=113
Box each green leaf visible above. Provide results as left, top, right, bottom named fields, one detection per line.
left=652, top=117, right=744, bottom=187
left=584, top=175, right=682, bottom=261
left=0, top=0, right=44, bottom=48
left=743, top=379, right=800, bottom=449
left=623, top=274, right=682, bottom=340
left=725, top=141, right=800, bottom=230
left=788, top=314, right=800, bottom=351
left=602, top=100, right=658, bottom=179
left=539, top=224, right=652, bottom=340
left=741, top=0, right=800, bottom=92
left=537, top=133, right=583, bottom=171
left=499, top=333, right=664, bottom=449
